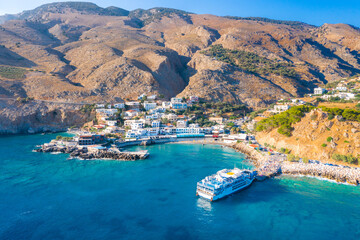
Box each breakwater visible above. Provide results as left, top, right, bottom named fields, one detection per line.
left=281, top=162, right=360, bottom=185
left=230, top=142, right=360, bottom=185
left=35, top=144, right=149, bottom=161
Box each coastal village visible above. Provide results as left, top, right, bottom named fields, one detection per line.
left=36, top=75, right=360, bottom=186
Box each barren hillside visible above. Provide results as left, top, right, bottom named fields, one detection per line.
left=2, top=2, right=360, bottom=132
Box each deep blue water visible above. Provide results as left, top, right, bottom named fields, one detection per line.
left=0, top=134, right=360, bottom=240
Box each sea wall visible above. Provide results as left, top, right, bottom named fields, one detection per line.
left=281, top=162, right=360, bottom=185
left=230, top=142, right=360, bottom=185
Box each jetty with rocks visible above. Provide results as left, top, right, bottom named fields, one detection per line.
left=231, top=142, right=360, bottom=185
left=35, top=143, right=149, bottom=161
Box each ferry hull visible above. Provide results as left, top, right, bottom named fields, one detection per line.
left=197, top=178, right=254, bottom=201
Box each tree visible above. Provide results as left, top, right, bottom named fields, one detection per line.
left=287, top=154, right=296, bottom=162
left=56, top=135, right=63, bottom=140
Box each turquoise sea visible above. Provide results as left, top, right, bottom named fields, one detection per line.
left=0, top=134, right=360, bottom=240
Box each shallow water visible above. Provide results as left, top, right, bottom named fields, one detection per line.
left=0, top=134, right=359, bottom=240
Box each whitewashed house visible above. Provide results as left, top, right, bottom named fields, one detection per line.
left=314, top=87, right=326, bottom=95
left=114, top=103, right=125, bottom=109
left=336, top=86, right=347, bottom=92
left=273, top=104, right=290, bottom=113
left=105, top=120, right=117, bottom=126
left=143, top=101, right=157, bottom=111
left=152, top=120, right=161, bottom=128
left=177, top=120, right=188, bottom=128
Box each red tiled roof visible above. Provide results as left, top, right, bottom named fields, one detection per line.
left=249, top=144, right=259, bottom=148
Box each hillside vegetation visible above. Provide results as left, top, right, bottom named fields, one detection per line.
left=255, top=105, right=315, bottom=136
left=201, top=45, right=297, bottom=78
left=0, top=66, right=27, bottom=79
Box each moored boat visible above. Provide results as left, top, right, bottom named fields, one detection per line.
left=196, top=168, right=256, bottom=201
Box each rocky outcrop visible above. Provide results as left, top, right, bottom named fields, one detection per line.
left=256, top=109, right=360, bottom=163
left=0, top=99, right=93, bottom=134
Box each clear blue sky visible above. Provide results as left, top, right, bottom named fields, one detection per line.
left=1, top=0, right=360, bottom=27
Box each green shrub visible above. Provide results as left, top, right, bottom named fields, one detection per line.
left=328, top=113, right=334, bottom=120
left=332, top=154, right=358, bottom=165
left=321, top=143, right=327, bottom=147
left=326, top=137, right=333, bottom=142
left=302, top=157, right=309, bottom=163
left=277, top=124, right=294, bottom=137
left=287, top=154, right=296, bottom=162
left=310, top=114, right=317, bottom=120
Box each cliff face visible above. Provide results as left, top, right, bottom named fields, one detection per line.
left=256, top=109, right=360, bottom=163
left=0, top=100, right=94, bottom=134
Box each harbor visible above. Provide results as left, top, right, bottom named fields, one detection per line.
left=34, top=132, right=360, bottom=185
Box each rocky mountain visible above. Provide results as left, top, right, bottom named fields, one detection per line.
left=1, top=2, right=360, bottom=133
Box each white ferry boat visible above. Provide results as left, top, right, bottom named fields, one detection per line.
left=196, top=168, right=256, bottom=201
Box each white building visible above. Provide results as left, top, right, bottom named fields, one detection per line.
left=126, top=129, right=147, bottom=139
left=148, top=95, right=157, bottom=100
left=161, top=127, right=177, bottom=135
left=96, top=104, right=105, bottom=108
left=189, top=123, right=199, bottom=128
left=143, top=101, right=157, bottom=111
left=138, top=94, right=146, bottom=100
left=171, top=102, right=187, bottom=110
left=96, top=109, right=118, bottom=116
left=162, top=113, right=177, bottom=121
left=314, top=87, right=326, bottom=95
left=189, top=96, right=199, bottom=102
left=177, top=120, right=188, bottom=128
left=149, top=107, right=165, bottom=114
left=171, top=97, right=183, bottom=103
left=162, top=101, right=171, bottom=108
left=152, top=120, right=161, bottom=128
left=336, top=86, right=347, bottom=92
left=113, top=103, right=125, bottom=109
left=273, top=104, right=290, bottom=113
left=337, top=92, right=355, bottom=100
left=147, top=128, right=159, bottom=136
left=125, top=101, right=140, bottom=109
left=105, top=120, right=117, bottom=126
left=291, top=99, right=305, bottom=105
left=124, top=119, right=145, bottom=128
left=124, top=110, right=139, bottom=118
left=176, top=127, right=201, bottom=134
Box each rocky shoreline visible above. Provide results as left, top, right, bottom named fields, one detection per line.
left=230, top=142, right=360, bottom=185
left=281, top=162, right=360, bottom=185
left=35, top=145, right=149, bottom=161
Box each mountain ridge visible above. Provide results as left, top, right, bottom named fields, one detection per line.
left=0, top=2, right=360, bottom=109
